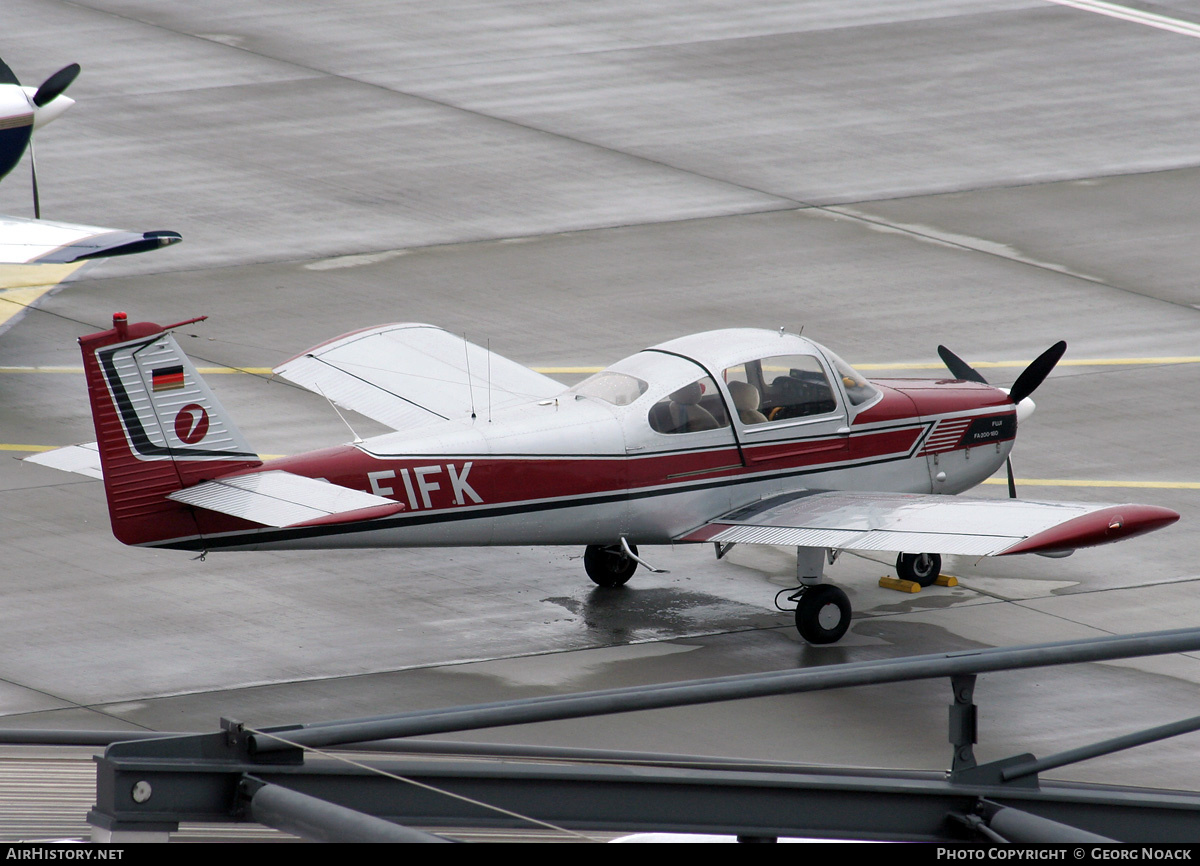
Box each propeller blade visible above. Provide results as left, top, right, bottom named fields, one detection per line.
left=1006, top=457, right=1016, bottom=499
left=0, top=57, right=20, bottom=87
left=33, top=63, right=80, bottom=107
left=1008, top=340, right=1067, bottom=405
left=937, top=345, right=989, bottom=384
left=29, top=139, right=39, bottom=219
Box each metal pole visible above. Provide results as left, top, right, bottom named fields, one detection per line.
left=250, top=627, right=1200, bottom=752
left=0, top=730, right=192, bottom=746
left=977, top=800, right=1115, bottom=843
left=1001, top=714, right=1200, bottom=782
left=243, top=777, right=452, bottom=843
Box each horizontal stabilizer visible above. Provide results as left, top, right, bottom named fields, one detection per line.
left=274, top=323, right=564, bottom=431
left=678, top=490, right=1178, bottom=556
left=167, top=470, right=403, bottom=528
left=0, top=215, right=180, bottom=264
left=24, top=441, right=102, bottom=478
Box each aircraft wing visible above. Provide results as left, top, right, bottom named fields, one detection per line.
left=273, top=323, right=565, bottom=431
left=0, top=214, right=181, bottom=264
left=167, top=470, right=403, bottom=528
left=677, top=490, right=1178, bottom=556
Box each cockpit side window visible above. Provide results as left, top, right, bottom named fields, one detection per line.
left=648, top=376, right=730, bottom=434
left=724, top=355, right=837, bottom=424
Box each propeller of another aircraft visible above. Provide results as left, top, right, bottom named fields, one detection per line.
left=0, top=59, right=82, bottom=218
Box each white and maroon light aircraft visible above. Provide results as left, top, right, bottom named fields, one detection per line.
left=31, top=313, right=1179, bottom=644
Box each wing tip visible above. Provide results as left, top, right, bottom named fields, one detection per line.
left=1000, top=504, right=1180, bottom=555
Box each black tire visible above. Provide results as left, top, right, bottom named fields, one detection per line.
left=895, top=552, right=942, bottom=588
left=794, top=584, right=851, bottom=644
left=584, top=543, right=638, bottom=588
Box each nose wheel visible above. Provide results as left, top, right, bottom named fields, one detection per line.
left=896, top=552, right=942, bottom=587
left=794, top=584, right=851, bottom=645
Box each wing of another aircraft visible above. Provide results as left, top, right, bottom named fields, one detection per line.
left=273, top=323, right=566, bottom=431
left=0, top=214, right=181, bottom=264
left=677, top=490, right=1179, bottom=556
left=0, top=57, right=182, bottom=303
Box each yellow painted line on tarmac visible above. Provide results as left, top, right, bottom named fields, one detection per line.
left=2, top=358, right=1198, bottom=376
left=8, top=441, right=286, bottom=459
left=8, top=433, right=1197, bottom=491
left=855, top=357, right=1200, bottom=371
left=0, top=263, right=86, bottom=291
left=0, top=365, right=274, bottom=375
left=539, top=358, right=1200, bottom=373
left=983, top=478, right=1200, bottom=490
left=0, top=263, right=89, bottom=329
left=535, top=357, right=1200, bottom=374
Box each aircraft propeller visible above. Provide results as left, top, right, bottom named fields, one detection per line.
left=28, top=63, right=81, bottom=219
left=32, top=63, right=80, bottom=108
left=0, top=58, right=19, bottom=87
left=937, top=341, right=1067, bottom=498
left=0, top=59, right=81, bottom=218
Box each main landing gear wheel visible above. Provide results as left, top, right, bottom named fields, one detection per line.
left=794, top=584, right=851, bottom=645
left=896, top=552, right=941, bottom=588
left=584, top=543, right=639, bottom=588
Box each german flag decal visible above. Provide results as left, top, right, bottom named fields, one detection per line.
left=152, top=365, right=185, bottom=392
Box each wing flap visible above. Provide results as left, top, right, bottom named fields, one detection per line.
left=678, top=490, right=1178, bottom=556
left=167, top=470, right=403, bottom=528
left=273, top=324, right=564, bottom=431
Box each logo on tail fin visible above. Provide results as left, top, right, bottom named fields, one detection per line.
left=174, top=404, right=209, bottom=444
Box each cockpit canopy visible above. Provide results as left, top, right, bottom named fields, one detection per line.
left=565, top=328, right=879, bottom=436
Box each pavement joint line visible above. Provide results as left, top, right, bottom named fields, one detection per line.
left=1045, top=0, right=1200, bottom=40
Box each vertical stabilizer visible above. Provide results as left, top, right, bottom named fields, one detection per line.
left=80, top=312, right=262, bottom=546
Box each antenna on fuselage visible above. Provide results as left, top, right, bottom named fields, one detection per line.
left=463, top=333, right=477, bottom=421
left=487, top=338, right=493, bottom=423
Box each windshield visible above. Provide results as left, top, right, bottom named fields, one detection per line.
left=821, top=349, right=879, bottom=407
